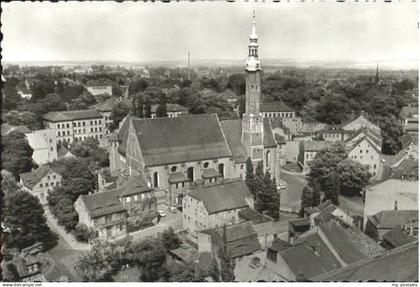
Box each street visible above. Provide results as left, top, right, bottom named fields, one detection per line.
left=279, top=168, right=307, bottom=213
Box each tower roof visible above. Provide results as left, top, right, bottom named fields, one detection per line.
left=250, top=11, right=258, bottom=40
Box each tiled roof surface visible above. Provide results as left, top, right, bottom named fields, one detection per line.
left=43, top=110, right=102, bottom=122
left=80, top=190, right=126, bottom=219
left=368, top=210, right=418, bottom=229
left=188, top=179, right=251, bottom=214
left=261, top=101, right=294, bottom=113
left=131, top=114, right=232, bottom=166
left=20, top=165, right=59, bottom=188
left=303, top=140, right=333, bottom=152
left=312, top=241, right=418, bottom=282
left=382, top=225, right=417, bottom=248
left=151, top=103, right=188, bottom=113
left=220, top=119, right=248, bottom=164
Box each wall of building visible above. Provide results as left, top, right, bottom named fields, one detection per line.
left=74, top=197, right=93, bottom=228
left=347, top=138, right=382, bottom=180
left=26, top=129, right=58, bottom=165
left=283, top=141, right=300, bottom=163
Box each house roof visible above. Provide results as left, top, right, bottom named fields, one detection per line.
left=188, top=179, right=251, bottom=214
left=391, top=158, right=418, bottom=179
left=220, top=120, right=248, bottom=163
left=280, top=233, right=342, bottom=279
left=399, top=105, right=418, bottom=119
left=269, top=239, right=292, bottom=253
left=312, top=241, right=418, bottom=282
left=261, top=101, right=294, bottom=113
left=117, top=115, right=131, bottom=155
left=319, top=221, right=367, bottom=265
left=366, top=179, right=418, bottom=200
left=131, top=114, right=232, bottom=166
left=79, top=190, right=126, bottom=219
left=20, top=165, right=60, bottom=189
left=303, top=140, right=333, bottom=152
left=43, top=110, right=102, bottom=122
left=1, top=124, right=31, bottom=136
left=115, top=175, right=153, bottom=197
left=57, top=145, right=74, bottom=159
left=368, top=210, right=418, bottom=230
left=220, top=118, right=277, bottom=164
left=345, top=128, right=382, bottom=153
left=238, top=207, right=270, bottom=224
left=169, top=244, right=199, bottom=264
left=382, top=225, right=417, bottom=248
left=200, top=221, right=261, bottom=259
left=151, top=103, right=188, bottom=113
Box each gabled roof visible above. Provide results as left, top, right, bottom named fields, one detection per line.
left=20, top=165, right=60, bottom=188
left=151, top=103, right=188, bottom=113
left=280, top=233, right=342, bottom=279
left=79, top=190, right=126, bottom=219
left=43, top=110, right=102, bottom=122
left=200, top=221, right=261, bottom=259
left=303, top=140, right=334, bottom=152
left=382, top=225, right=417, bottom=248
left=131, top=114, right=232, bottom=166
left=368, top=210, right=418, bottom=229
left=269, top=239, right=292, bottom=252
left=346, top=132, right=382, bottom=155
left=115, top=175, right=152, bottom=197
left=261, top=101, right=294, bottom=113
left=319, top=221, right=367, bottom=265
left=188, top=179, right=251, bottom=214
left=312, top=241, right=418, bottom=282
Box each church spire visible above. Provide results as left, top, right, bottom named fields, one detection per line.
left=375, top=63, right=379, bottom=83
left=246, top=11, right=261, bottom=72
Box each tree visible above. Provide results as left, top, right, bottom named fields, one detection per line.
left=73, top=223, right=95, bottom=243
left=4, top=190, right=58, bottom=250
left=131, top=93, right=144, bottom=118
left=336, top=159, right=371, bottom=197
left=167, top=260, right=198, bottom=282
left=307, top=142, right=347, bottom=193
left=128, top=79, right=148, bottom=95
left=131, top=238, right=168, bottom=282
left=69, top=138, right=109, bottom=169
left=255, top=171, right=272, bottom=213
left=47, top=188, right=79, bottom=232
left=4, top=263, right=20, bottom=282
left=5, top=111, right=40, bottom=130
left=323, top=172, right=340, bottom=205
left=144, top=97, right=152, bottom=118
left=300, top=186, right=320, bottom=217
left=244, top=157, right=256, bottom=197
left=161, top=228, right=181, bottom=251
left=110, top=101, right=130, bottom=131
left=1, top=131, right=36, bottom=179
left=226, top=73, right=245, bottom=96
left=2, top=84, right=21, bottom=111
left=156, top=95, right=168, bottom=118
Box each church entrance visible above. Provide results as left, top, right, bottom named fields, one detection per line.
left=218, top=163, right=224, bottom=177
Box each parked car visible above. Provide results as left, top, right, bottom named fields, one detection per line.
left=158, top=210, right=166, bottom=217
left=277, top=180, right=287, bottom=190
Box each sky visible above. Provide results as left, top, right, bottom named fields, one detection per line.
left=1, top=2, right=419, bottom=67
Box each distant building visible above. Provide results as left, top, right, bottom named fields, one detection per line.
left=318, top=127, right=352, bottom=142
left=364, top=179, right=418, bottom=227
left=19, top=165, right=62, bottom=206
left=151, top=103, right=189, bottom=118
left=381, top=225, right=417, bottom=250
left=183, top=179, right=254, bottom=237
left=25, top=129, right=58, bottom=165
left=399, top=104, right=418, bottom=134
left=86, top=81, right=112, bottom=97
left=17, top=88, right=32, bottom=100
left=43, top=110, right=106, bottom=145
left=89, top=98, right=130, bottom=134
left=341, top=111, right=382, bottom=142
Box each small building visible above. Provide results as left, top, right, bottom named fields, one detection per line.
left=318, top=127, right=352, bottom=142
left=89, top=97, right=131, bottom=134
left=365, top=210, right=418, bottom=242
left=300, top=140, right=334, bottom=173
left=288, top=218, right=311, bottom=243
left=364, top=179, right=418, bottom=227
left=43, top=110, right=106, bottom=145
left=197, top=221, right=262, bottom=269
left=25, top=129, right=58, bottom=165
left=381, top=225, right=417, bottom=250
left=151, top=103, right=189, bottom=118
left=75, top=175, right=156, bottom=239
left=86, top=81, right=113, bottom=97
left=399, top=104, right=418, bottom=134
left=306, top=200, right=354, bottom=227
left=19, top=165, right=62, bottom=206
left=183, top=179, right=254, bottom=237
left=261, top=101, right=296, bottom=119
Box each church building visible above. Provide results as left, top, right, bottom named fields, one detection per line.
left=109, top=15, right=279, bottom=207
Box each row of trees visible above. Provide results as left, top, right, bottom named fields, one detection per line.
left=1, top=170, right=58, bottom=251
left=47, top=157, right=96, bottom=232
left=300, top=142, right=371, bottom=215
left=245, top=158, right=280, bottom=220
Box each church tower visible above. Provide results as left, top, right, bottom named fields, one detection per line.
left=242, top=12, right=264, bottom=162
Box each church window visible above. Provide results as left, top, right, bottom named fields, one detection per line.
left=251, top=85, right=254, bottom=90
left=176, top=183, right=179, bottom=189
left=266, top=150, right=270, bottom=167
left=171, top=166, right=177, bottom=172
left=153, top=172, right=159, bottom=187
left=203, top=162, right=209, bottom=168
left=241, top=165, right=244, bottom=170
left=187, top=167, right=194, bottom=182
left=218, top=164, right=224, bottom=177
